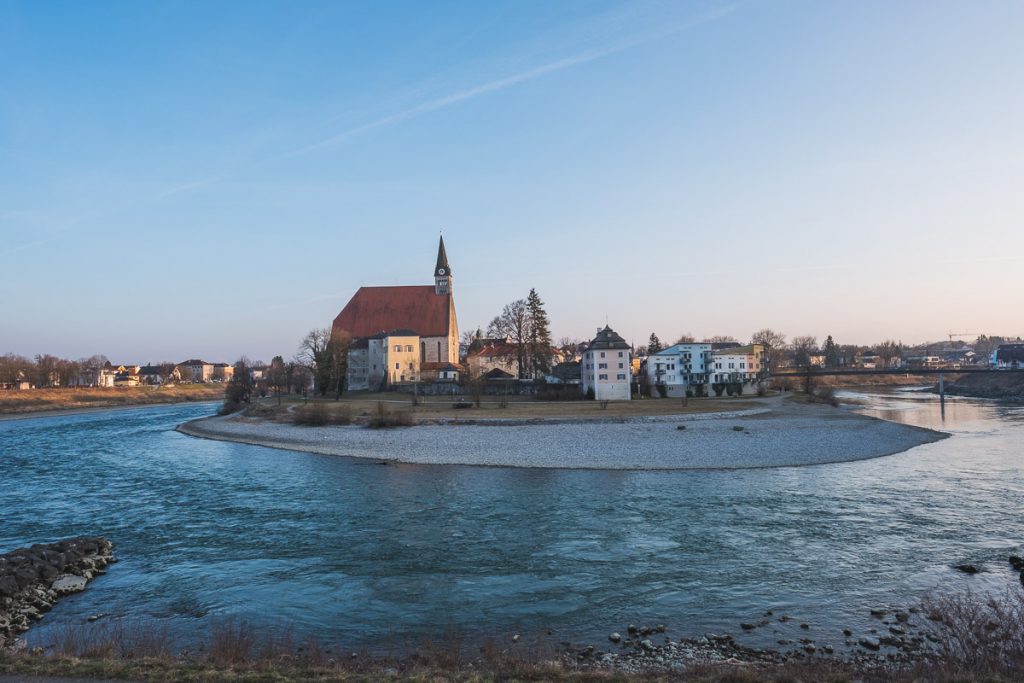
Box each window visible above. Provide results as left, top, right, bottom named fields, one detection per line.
left=598, top=362, right=607, bottom=369
left=408, top=362, right=414, bottom=370
left=395, top=363, right=400, bottom=370
left=598, top=373, right=608, bottom=380
left=600, top=352, right=606, bottom=358
left=618, top=351, right=623, bottom=357
left=405, top=345, right=413, bottom=352
left=393, top=345, right=401, bottom=352
left=618, top=363, right=623, bottom=369
left=617, top=373, right=626, bottom=380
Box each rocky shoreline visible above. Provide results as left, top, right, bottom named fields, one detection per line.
left=0, top=537, right=116, bottom=649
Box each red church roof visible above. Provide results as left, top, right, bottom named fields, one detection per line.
left=332, top=286, right=453, bottom=339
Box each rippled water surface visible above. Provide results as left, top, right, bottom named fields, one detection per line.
left=1, top=393, right=1022, bottom=651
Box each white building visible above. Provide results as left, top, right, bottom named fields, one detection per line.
left=645, top=343, right=713, bottom=397
left=580, top=326, right=632, bottom=401
left=709, top=344, right=766, bottom=386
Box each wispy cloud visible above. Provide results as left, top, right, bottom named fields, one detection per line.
left=281, top=4, right=736, bottom=159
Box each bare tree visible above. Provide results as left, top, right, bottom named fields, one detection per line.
left=487, top=299, right=529, bottom=378
left=297, top=328, right=350, bottom=396
left=875, top=339, right=903, bottom=368
left=675, top=333, right=696, bottom=344
left=790, top=335, right=819, bottom=367
left=705, top=335, right=738, bottom=344
left=751, top=328, right=787, bottom=373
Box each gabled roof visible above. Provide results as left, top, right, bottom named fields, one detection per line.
left=484, top=368, right=515, bottom=380
left=467, top=342, right=518, bottom=358
left=179, top=359, right=211, bottom=366
left=586, top=326, right=630, bottom=351
left=332, top=286, right=453, bottom=339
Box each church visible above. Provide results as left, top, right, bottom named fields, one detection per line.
left=332, top=237, right=460, bottom=390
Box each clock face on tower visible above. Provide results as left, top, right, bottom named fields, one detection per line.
left=438, top=268, right=446, bottom=275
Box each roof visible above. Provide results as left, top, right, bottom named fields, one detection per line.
left=423, top=362, right=460, bottom=372
left=435, top=235, right=451, bottom=276
left=996, top=345, right=1024, bottom=363
left=586, top=326, right=630, bottom=351
left=178, top=359, right=211, bottom=366
left=467, top=342, right=518, bottom=358
left=713, top=344, right=760, bottom=356
left=484, top=368, right=515, bottom=380
left=655, top=342, right=711, bottom=356
left=332, top=286, right=453, bottom=339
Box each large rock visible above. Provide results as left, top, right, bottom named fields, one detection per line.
left=0, top=536, right=115, bottom=648
left=51, top=575, right=87, bottom=594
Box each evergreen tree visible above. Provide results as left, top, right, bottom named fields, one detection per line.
left=647, top=333, right=663, bottom=355
left=526, top=288, right=552, bottom=376
left=823, top=335, right=839, bottom=368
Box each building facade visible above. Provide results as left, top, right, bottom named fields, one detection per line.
left=580, top=326, right=632, bottom=401
left=335, top=238, right=460, bottom=390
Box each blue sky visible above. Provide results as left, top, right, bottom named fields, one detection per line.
left=2, top=0, right=1021, bottom=362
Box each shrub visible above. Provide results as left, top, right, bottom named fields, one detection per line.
left=292, top=404, right=351, bottom=426
left=585, top=386, right=595, bottom=401
left=712, top=383, right=725, bottom=397
left=732, top=382, right=743, bottom=396
left=656, top=383, right=668, bottom=398
left=218, top=399, right=243, bottom=415
left=810, top=387, right=840, bottom=407
left=366, top=401, right=415, bottom=428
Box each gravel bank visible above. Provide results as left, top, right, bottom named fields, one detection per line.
left=178, top=400, right=947, bottom=470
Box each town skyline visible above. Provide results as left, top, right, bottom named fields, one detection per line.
left=2, top=1, right=1022, bottom=361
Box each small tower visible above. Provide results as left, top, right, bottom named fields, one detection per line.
left=434, top=235, right=452, bottom=295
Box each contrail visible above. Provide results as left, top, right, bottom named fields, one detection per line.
left=282, top=4, right=736, bottom=159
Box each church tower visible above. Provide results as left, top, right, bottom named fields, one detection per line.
left=434, top=235, right=452, bottom=295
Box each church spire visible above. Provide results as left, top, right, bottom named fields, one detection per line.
left=435, top=235, right=451, bottom=277
left=434, top=235, right=452, bottom=295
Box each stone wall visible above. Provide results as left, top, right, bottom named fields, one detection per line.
left=0, top=536, right=116, bottom=648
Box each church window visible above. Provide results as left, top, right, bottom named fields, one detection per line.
left=437, top=341, right=441, bottom=359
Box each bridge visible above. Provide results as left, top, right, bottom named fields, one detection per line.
left=769, top=366, right=1024, bottom=402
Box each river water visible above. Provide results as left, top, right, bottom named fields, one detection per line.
left=1, top=391, right=1022, bottom=653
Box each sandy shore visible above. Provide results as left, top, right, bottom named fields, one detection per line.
left=177, top=397, right=948, bottom=470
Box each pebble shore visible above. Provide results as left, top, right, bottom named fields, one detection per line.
left=178, top=399, right=947, bottom=470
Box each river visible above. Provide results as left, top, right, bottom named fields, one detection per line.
left=1, top=391, right=1021, bottom=653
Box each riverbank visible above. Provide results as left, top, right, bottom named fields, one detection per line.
left=940, top=372, right=1024, bottom=400
left=0, top=385, right=226, bottom=418
left=178, top=395, right=947, bottom=470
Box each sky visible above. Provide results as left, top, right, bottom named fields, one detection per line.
left=1, top=0, right=1022, bottom=363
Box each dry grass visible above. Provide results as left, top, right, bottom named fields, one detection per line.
left=0, top=384, right=226, bottom=415
left=257, top=392, right=756, bottom=425
left=7, top=603, right=1024, bottom=683
left=292, top=403, right=352, bottom=426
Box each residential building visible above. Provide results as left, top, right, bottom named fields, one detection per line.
left=645, top=342, right=713, bottom=397
left=466, top=339, right=520, bottom=379
left=580, top=326, right=632, bottom=401
left=994, top=344, right=1024, bottom=369
left=709, top=344, right=766, bottom=386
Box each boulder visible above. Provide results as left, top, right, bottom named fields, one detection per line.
left=52, top=575, right=87, bottom=594
left=859, top=637, right=881, bottom=651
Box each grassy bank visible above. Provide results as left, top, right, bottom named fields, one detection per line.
left=0, top=384, right=225, bottom=415
left=3, top=585, right=1023, bottom=682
